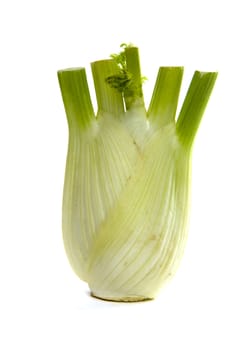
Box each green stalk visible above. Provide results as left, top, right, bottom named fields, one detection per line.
left=57, top=68, right=95, bottom=130
left=148, top=67, right=184, bottom=127
left=91, top=60, right=124, bottom=117
left=124, top=46, right=145, bottom=109
left=176, top=71, right=218, bottom=149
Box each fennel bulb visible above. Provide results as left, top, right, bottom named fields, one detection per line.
left=58, top=44, right=217, bottom=301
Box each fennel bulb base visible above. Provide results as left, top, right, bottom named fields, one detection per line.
left=90, top=290, right=153, bottom=302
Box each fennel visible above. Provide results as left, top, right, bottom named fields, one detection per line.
left=58, top=44, right=217, bottom=301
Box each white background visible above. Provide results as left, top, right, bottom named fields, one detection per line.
left=0, top=0, right=232, bottom=349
